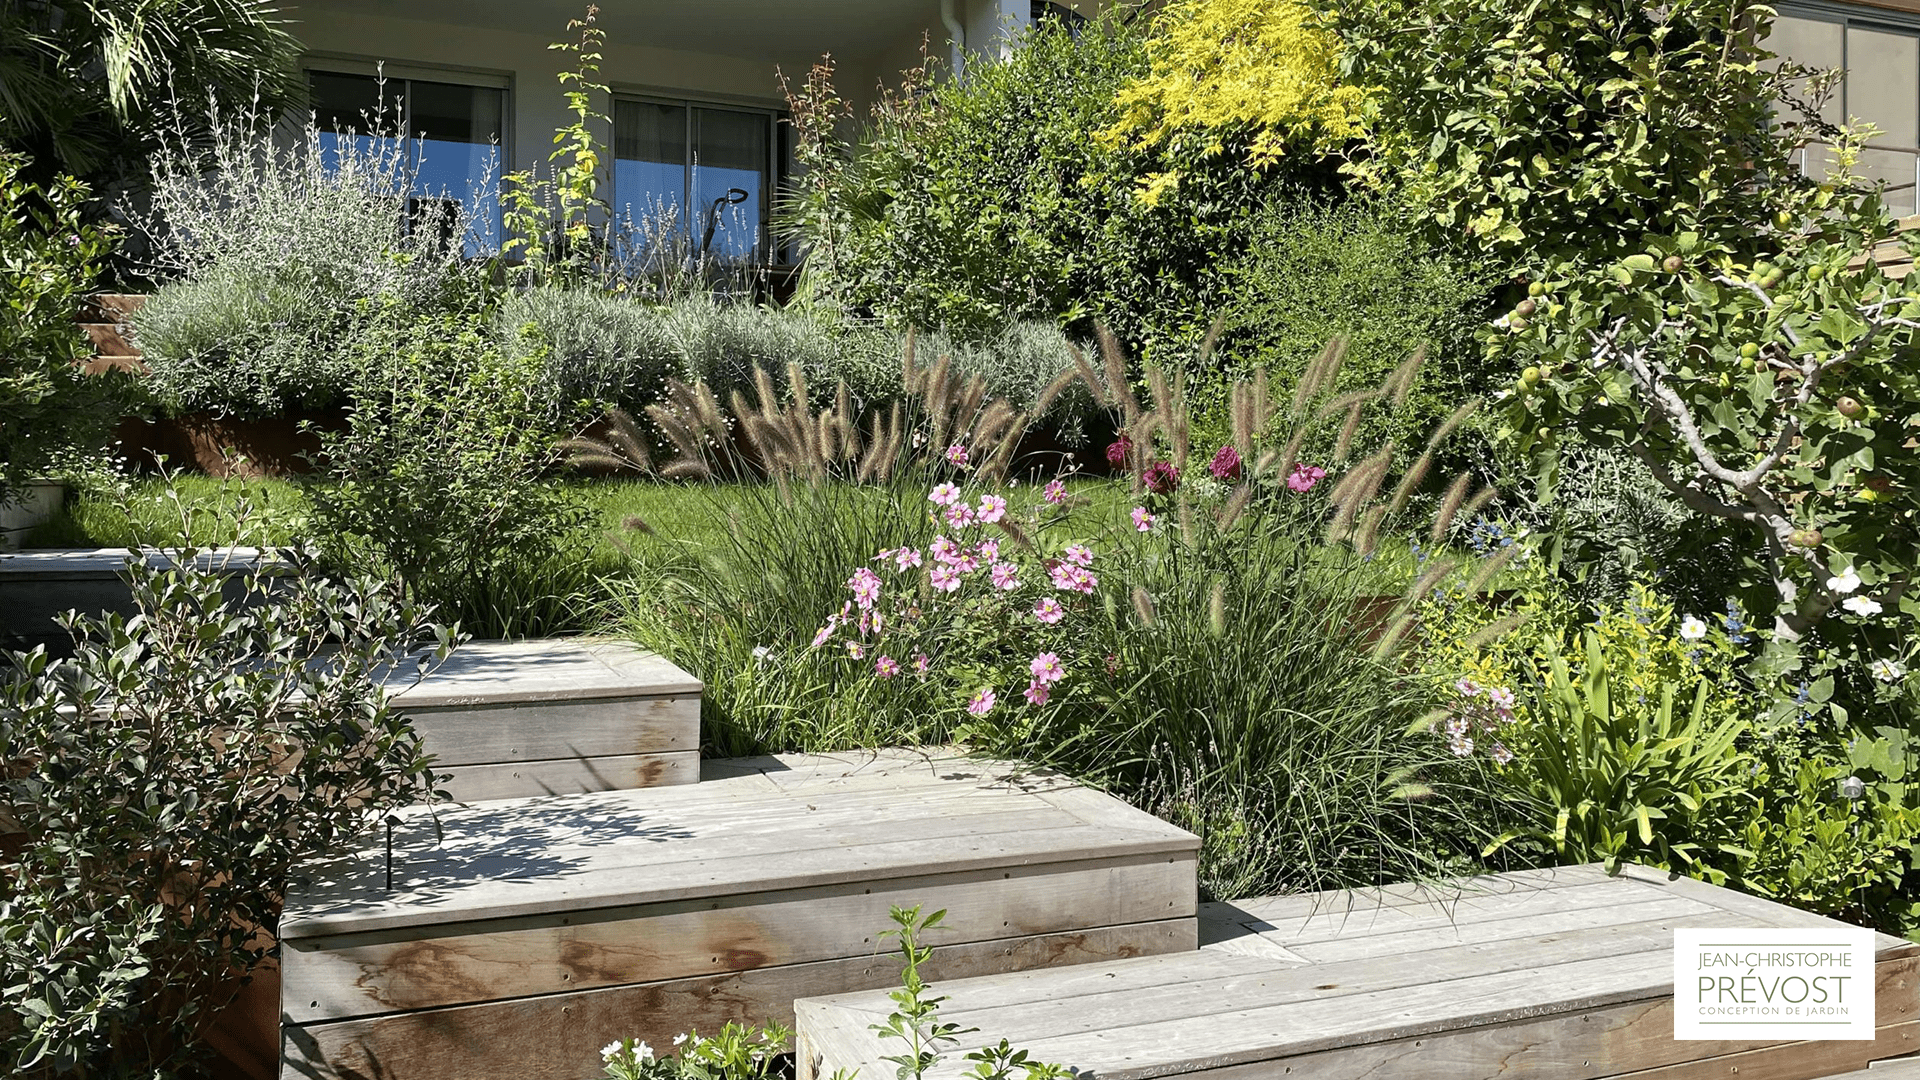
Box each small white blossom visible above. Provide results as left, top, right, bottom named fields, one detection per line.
left=1842, top=595, right=1884, bottom=617
left=1679, top=616, right=1708, bottom=641
left=603, top=1043, right=624, bottom=1063
left=673, top=1034, right=690, bottom=1047
left=1826, top=567, right=1862, bottom=594
left=1872, top=659, right=1907, bottom=683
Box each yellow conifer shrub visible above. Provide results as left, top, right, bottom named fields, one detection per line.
left=1103, top=0, right=1368, bottom=204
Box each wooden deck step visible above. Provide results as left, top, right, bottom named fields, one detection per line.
left=796, top=863, right=1920, bottom=1080
left=391, top=638, right=700, bottom=801
left=278, top=749, right=1200, bottom=1080
left=1824, top=1057, right=1920, bottom=1078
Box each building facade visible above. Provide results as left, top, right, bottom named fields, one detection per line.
left=286, top=0, right=1100, bottom=261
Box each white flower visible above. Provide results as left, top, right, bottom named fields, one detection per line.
left=1679, top=616, right=1708, bottom=641
left=635, top=1042, right=654, bottom=1062
left=1842, top=595, right=1883, bottom=617
left=1826, top=567, right=1862, bottom=594
left=602, top=1042, right=624, bottom=1063
left=673, top=1034, right=690, bottom=1047
left=1871, top=659, right=1907, bottom=683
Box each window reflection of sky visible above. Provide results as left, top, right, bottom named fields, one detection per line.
left=315, top=133, right=499, bottom=256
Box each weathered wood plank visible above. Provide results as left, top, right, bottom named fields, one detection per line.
left=388, top=639, right=701, bottom=706
left=406, top=695, right=699, bottom=767
left=1287, top=894, right=1713, bottom=963
left=1227, top=877, right=1670, bottom=953
left=814, top=905, right=1738, bottom=1046
left=1598, top=1019, right=1920, bottom=1080
left=283, top=919, right=1196, bottom=1080
left=1206, top=863, right=1618, bottom=930
left=437, top=750, right=698, bottom=802
left=797, top=954, right=1917, bottom=1080
left=282, top=753, right=1197, bottom=938
left=1615, top=864, right=1917, bottom=958
left=283, top=852, right=1197, bottom=1022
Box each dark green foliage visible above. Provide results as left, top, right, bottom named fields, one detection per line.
left=0, top=0, right=304, bottom=194
left=0, top=534, right=451, bottom=1078
left=1206, top=200, right=1496, bottom=460
left=0, top=155, right=129, bottom=503
left=305, top=315, right=595, bottom=637
left=1332, top=0, right=1786, bottom=272
left=783, top=15, right=1338, bottom=367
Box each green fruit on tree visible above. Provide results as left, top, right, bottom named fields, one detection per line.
left=1739, top=342, right=1760, bottom=359
left=1527, top=281, right=1547, bottom=297
left=1807, top=265, right=1826, bottom=281
left=1775, top=210, right=1795, bottom=229
left=1509, top=316, right=1529, bottom=332
left=1741, top=356, right=1756, bottom=371
left=1515, top=298, right=1537, bottom=317
left=1665, top=303, right=1684, bottom=317
left=1662, top=255, right=1684, bottom=274
left=1837, top=396, right=1865, bottom=419
left=1522, top=366, right=1542, bottom=386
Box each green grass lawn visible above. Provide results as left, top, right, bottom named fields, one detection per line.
left=26, top=473, right=1452, bottom=596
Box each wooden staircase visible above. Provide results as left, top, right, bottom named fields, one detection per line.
left=273, top=640, right=1917, bottom=1080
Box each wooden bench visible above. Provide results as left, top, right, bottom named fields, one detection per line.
left=278, top=749, right=1199, bottom=1080
left=796, top=863, right=1920, bottom=1080
left=389, top=638, right=701, bottom=802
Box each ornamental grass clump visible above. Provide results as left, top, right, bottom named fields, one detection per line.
left=615, top=329, right=1512, bottom=896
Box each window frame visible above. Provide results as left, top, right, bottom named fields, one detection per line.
left=610, top=89, right=791, bottom=266
left=1773, top=3, right=1920, bottom=212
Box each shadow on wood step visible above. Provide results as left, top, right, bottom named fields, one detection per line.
left=278, top=749, right=1199, bottom=1080
left=797, top=863, right=1919, bottom=1080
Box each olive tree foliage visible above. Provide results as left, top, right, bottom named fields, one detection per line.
left=0, top=497, right=455, bottom=1078
left=1333, top=0, right=1917, bottom=721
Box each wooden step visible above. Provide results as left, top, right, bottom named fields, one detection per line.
left=1825, top=1056, right=1920, bottom=1077
left=392, top=638, right=700, bottom=802
left=278, top=749, right=1199, bottom=1080
left=796, top=863, right=1920, bottom=1080
left=0, top=547, right=268, bottom=652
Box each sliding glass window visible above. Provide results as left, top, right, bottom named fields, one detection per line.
left=1771, top=7, right=1920, bottom=217
left=613, top=98, right=783, bottom=263
left=308, top=69, right=507, bottom=253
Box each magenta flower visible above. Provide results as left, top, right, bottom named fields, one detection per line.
left=1131, top=506, right=1155, bottom=532
left=1209, top=445, right=1243, bottom=481
left=1051, top=564, right=1097, bottom=594
left=967, top=687, right=997, bottom=716
left=930, top=535, right=958, bottom=562
left=1490, top=742, right=1514, bottom=765
left=875, top=655, right=900, bottom=678
left=846, top=641, right=866, bottom=660
left=1487, top=687, right=1516, bottom=709
left=846, top=567, right=882, bottom=609
left=945, top=443, right=970, bottom=467
left=893, top=547, right=923, bottom=570
left=1144, top=461, right=1180, bottom=495
left=977, top=494, right=1007, bottom=523
left=1043, top=478, right=1067, bottom=504
left=1024, top=681, right=1051, bottom=707
left=976, top=539, right=1000, bottom=560
left=1034, top=596, right=1065, bottom=624
left=945, top=503, right=977, bottom=529
left=952, top=551, right=981, bottom=574
left=872, top=547, right=894, bottom=563
left=1286, top=463, right=1327, bottom=493
left=1454, top=677, right=1481, bottom=698
left=913, top=653, right=931, bottom=676
left=1063, top=544, right=1093, bottom=567
left=1030, top=652, right=1064, bottom=684
left=930, top=565, right=962, bottom=592
left=929, top=482, right=962, bottom=507
left=1105, top=433, right=1133, bottom=468
left=991, top=562, right=1020, bottom=591
left=811, top=624, right=833, bottom=647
